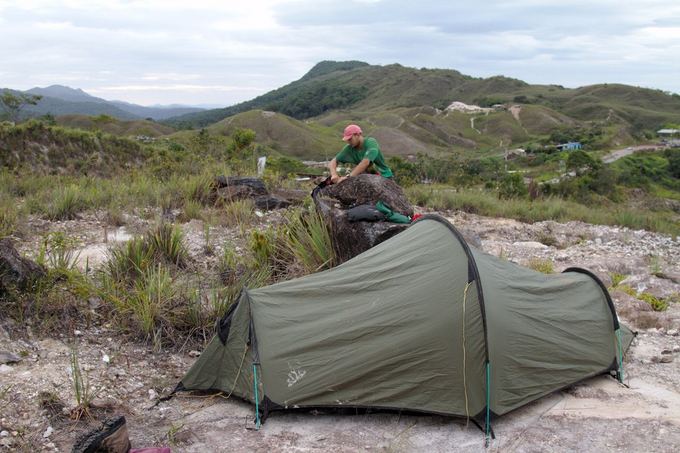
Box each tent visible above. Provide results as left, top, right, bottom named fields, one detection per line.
left=177, top=215, right=634, bottom=437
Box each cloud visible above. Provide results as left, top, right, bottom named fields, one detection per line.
left=0, top=0, right=679, bottom=105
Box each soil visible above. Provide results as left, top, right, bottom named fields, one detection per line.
left=1, top=208, right=679, bottom=452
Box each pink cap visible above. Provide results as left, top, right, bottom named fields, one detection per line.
left=342, top=124, right=362, bottom=141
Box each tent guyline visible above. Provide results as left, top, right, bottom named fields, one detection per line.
left=174, top=214, right=635, bottom=443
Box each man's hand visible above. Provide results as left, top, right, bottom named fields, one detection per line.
left=331, top=175, right=350, bottom=184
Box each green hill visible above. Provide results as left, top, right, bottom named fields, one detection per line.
left=56, top=114, right=175, bottom=137
left=164, top=61, right=680, bottom=148
left=0, top=120, right=149, bottom=175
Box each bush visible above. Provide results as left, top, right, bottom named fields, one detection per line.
left=498, top=173, right=528, bottom=199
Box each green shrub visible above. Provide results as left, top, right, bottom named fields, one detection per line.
left=48, top=185, right=87, bottom=220
left=281, top=209, right=335, bottom=274
left=638, top=292, right=668, bottom=311
left=527, top=258, right=554, bottom=274
left=0, top=195, right=17, bottom=238
left=145, top=223, right=188, bottom=268
left=498, top=173, right=528, bottom=199
left=221, top=199, right=255, bottom=231
left=103, top=237, right=155, bottom=284
left=610, top=273, right=627, bottom=288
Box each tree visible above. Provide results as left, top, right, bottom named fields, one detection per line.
left=566, top=150, right=597, bottom=176
left=0, top=90, right=42, bottom=122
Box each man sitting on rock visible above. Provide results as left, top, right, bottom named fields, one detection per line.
left=329, top=124, right=393, bottom=184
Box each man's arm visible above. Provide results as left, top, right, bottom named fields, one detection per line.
left=334, top=158, right=371, bottom=184
left=329, top=158, right=341, bottom=183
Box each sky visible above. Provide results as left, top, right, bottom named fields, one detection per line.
left=1, top=0, right=679, bottom=107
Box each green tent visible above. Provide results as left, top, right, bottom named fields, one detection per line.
left=178, top=215, right=634, bottom=435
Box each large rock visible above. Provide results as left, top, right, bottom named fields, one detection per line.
left=0, top=239, right=46, bottom=292
left=319, top=174, right=414, bottom=217
left=313, top=175, right=413, bottom=263
left=212, top=176, right=298, bottom=211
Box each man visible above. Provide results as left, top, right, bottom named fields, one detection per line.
left=329, top=124, right=393, bottom=183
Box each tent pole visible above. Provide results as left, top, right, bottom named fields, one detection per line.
left=485, top=361, right=491, bottom=446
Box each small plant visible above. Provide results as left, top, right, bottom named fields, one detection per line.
left=609, top=272, right=627, bottom=288
left=202, top=222, right=214, bottom=255
left=250, top=229, right=277, bottom=270
left=536, top=233, right=558, bottom=248
left=37, top=232, right=81, bottom=272
left=648, top=255, right=663, bottom=275
left=146, top=223, right=188, bottom=268
left=222, top=199, right=255, bottom=232
left=0, top=384, right=12, bottom=408
left=281, top=209, right=335, bottom=274
left=527, top=258, right=554, bottom=274
left=39, top=391, right=66, bottom=418
left=103, top=236, right=154, bottom=283
left=0, top=194, right=17, bottom=238
left=167, top=423, right=185, bottom=446
left=48, top=185, right=86, bottom=220
left=616, top=284, right=638, bottom=297
left=181, top=199, right=204, bottom=222
left=129, top=263, right=177, bottom=347
left=70, top=342, right=97, bottom=420
left=638, top=292, right=669, bottom=312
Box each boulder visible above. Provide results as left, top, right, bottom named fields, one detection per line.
left=0, top=238, right=46, bottom=292
left=319, top=174, right=413, bottom=217
left=313, top=175, right=413, bottom=263
left=212, top=176, right=298, bottom=211
left=214, top=176, right=268, bottom=202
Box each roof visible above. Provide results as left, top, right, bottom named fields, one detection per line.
left=657, top=129, right=680, bottom=134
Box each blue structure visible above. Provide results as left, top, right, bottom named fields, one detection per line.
left=556, top=141, right=582, bottom=151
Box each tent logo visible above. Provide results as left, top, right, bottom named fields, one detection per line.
left=287, top=362, right=307, bottom=387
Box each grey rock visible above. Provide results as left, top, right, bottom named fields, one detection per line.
left=0, top=238, right=46, bottom=292
left=0, top=351, right=21, bottom=364
left=314, top=198, right=408, bottom=264
left=254, top=194, right=291, bottom=210
left=318, top=174, right=413, bottom=217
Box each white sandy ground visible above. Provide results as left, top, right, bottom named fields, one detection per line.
left=1, top=209, right=679, bottom=452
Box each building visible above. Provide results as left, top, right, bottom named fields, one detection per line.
left=556, top=141, right=582, bottom=151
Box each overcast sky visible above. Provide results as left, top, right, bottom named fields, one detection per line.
left=1, top=0, right=679, bottom=107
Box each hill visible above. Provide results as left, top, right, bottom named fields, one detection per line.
left=0, top=120, right=149, bottom=175
left=6, top=85, right=204, bottom=121
left=164, top=61, right=680, bottom=152
left=56, top=114, right=175, bottom=137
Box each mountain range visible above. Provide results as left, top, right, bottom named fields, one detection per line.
left=4, top=61, right=680, bottom=160
left=3, top=85, right=205, bottom=120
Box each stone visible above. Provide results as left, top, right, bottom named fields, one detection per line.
left=512, top=241, right=549, bottom=249
left=254, top=195, right=291, bottom=210
left=188, top=350, right=201, bottom=358
left=0, top=238, right=46, bottom=292
left=313, top=174, right=413, bottom=263
left=214, top=176, right=267, bottom=203
left=318, top=174, right=413, bottom=217
left=43, top=426, right=53, bottom=438
left=653, top=272, right=680, bottom=284
left=0, top=351, right=21, bottom=364
left=0, top=364, right=12, bottom=374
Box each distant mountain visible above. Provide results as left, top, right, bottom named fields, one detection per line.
left=27, top=85, right=108, bottom=104
left=164, top=61, right=680, bottom=135
left=109, top=100, right=204, bottom=120
left=7, top=85, right=204, bottom=121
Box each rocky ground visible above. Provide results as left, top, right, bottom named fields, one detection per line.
left=1, top=208, right=679, bottom=452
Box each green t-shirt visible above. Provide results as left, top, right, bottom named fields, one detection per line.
left=335, top=137, right=393, bottom=178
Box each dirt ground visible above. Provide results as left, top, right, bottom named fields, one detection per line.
left=1, top=209, right=679, bottom=452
